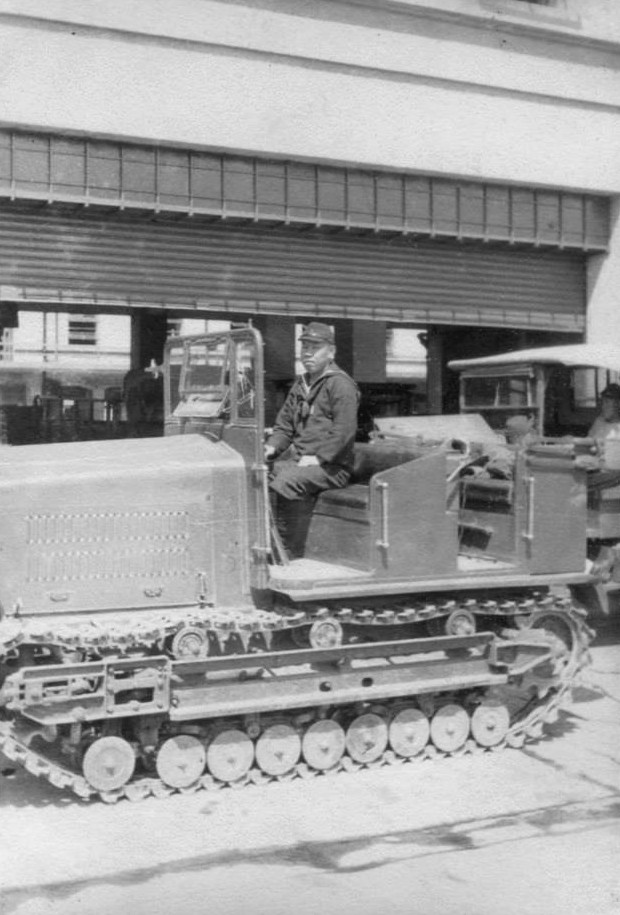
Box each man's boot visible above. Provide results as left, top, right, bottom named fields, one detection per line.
left=275, top=495, right=316, bottom=559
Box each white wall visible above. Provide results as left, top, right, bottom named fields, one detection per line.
left=8, top=313, right=131, bottom=367
left=587, top=200, right=620, bottom=346
left=11, top=311, right=43, bottom=358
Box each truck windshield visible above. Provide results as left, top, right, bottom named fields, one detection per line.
left=462, top=374, right=532, bottom=409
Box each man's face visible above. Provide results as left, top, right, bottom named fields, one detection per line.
left=300, top=340, right=335, bottom=376
left=601, top=395, right=620, bottom=422
left=505, top=415, right=534, bottom=445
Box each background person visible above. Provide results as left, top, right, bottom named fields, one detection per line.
left=589, top=383, right=620, bottom=443
left=264, top=322, right=359, bottom=559
left=589, top=383, right=620, bottom=468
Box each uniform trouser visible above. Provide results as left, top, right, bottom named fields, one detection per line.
left=269, top=459, right=350, bottom=559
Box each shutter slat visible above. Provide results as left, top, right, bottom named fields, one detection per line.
left=0, top=206, right=585, bottom=331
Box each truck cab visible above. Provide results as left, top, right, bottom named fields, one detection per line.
left=449, top=343, right=620, bottom=612
left=449, top=342, right=620, bottom=439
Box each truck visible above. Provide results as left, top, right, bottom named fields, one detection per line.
left=0, top=327, right=595, bottom=801
left=449, top=342, right=620, bottom=439
left=448, top=342, right=620, bottom=614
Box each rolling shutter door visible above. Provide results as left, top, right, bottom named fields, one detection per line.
left=0, top=205, right=585, bottom=332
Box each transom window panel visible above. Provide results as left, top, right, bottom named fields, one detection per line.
left=0, top=132, right=608, bottom=252
left=68, top=316, right=97, bottom=347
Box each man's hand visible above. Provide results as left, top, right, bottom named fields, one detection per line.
left=264, top=444, right=277, bottom=461
left=298, top=455, right=320, bottom=467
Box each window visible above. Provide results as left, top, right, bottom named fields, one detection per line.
left=462, top=374, right=532, bottom=410
left=572, top=368, right=619, bottom=411
left=166, top=318, right=183, bottom=338
left=0, top=328, right=14, bottom=360
left=68, top=316, right=97, bottom=347
left=169, top=329, right=259, bottom=424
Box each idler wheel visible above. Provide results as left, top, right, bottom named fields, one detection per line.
left=82, top=736, right=136, bottom=792
left=206, top=729, right=254, bottom=783
left=471, top=700, right=510, bottom=748
left=531, top=612, right=574, bottom=657
left=302, top=719, right=346, bottom=771
left=345, top=713, right=388, bottom=764
left=388, top=707, right=430, bottom=758
left=430, top=704, right=470, bottom=753
left=156, top=734, right=206, bottom=788
left=255, top=723, right=301, bottom=776
left=171, top=625, right=210, bottom=660
left=526, top=610, right=578, bottom=687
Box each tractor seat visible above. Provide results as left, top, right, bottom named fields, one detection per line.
left=351, top=441, right=424, bottom=483
left=314, top=442, right=423, bottom=520
left=316, top=484, right=371, bottom=514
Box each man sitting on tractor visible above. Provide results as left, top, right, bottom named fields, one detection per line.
left=264, top=322, right=359, bottom=559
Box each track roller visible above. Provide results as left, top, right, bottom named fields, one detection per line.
left=309, top=617, right=343, bottom=649
left=444, top=608, right=476, bottom=637
left=255, top=723, right=301, bottom=777
left=302, top=719, right=345, bottom=771
left=345, top=713, right=388, bottom=764
left=470, top=700, right=510, bottom=748
left=388, top=707, right=430, bottom=757
left=82, top=736, right=136, bottom=793
left=206, top=729, right=254, bottom=783
left=156, top=734, right=206, bottom=788
left=430, top=704, right=470, bottom=752
left=170, top=625, right=210, bottom=660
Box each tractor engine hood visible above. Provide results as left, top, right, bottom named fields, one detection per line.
left=0, top=434, right=248, bottom=617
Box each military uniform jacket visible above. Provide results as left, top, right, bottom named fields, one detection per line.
left=267, top=364, right=359, bottom=472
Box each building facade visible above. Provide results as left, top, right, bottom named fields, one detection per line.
left=0, top=0, right=617, bottom=426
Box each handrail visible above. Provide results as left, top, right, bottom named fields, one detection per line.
left=375, top=480, right=390, bottom=550
left=522, top=475, right=535, bottom=544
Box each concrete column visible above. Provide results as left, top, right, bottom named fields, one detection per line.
left=251, top=315, right=296, bottom=426
left=424, top=328, right=443, bottom=415
left=332, top=320, right=386, bottom=383
left=130, top=311, right=169, bottom=370
left=251, top=315, right=296, bottom=380
left=0, top=303, right=18, bottom=330
left=587, top=198, right=620, bottom=346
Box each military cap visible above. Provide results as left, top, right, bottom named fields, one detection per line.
left=298, top=322, right=335, bottom=345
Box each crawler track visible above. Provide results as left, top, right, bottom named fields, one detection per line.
left=0, top=600, right=593, bottom=804
left=0, top=589, right=559, bottom=664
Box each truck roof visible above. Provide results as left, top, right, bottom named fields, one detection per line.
left=448, top=342, right=620, bottom=373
